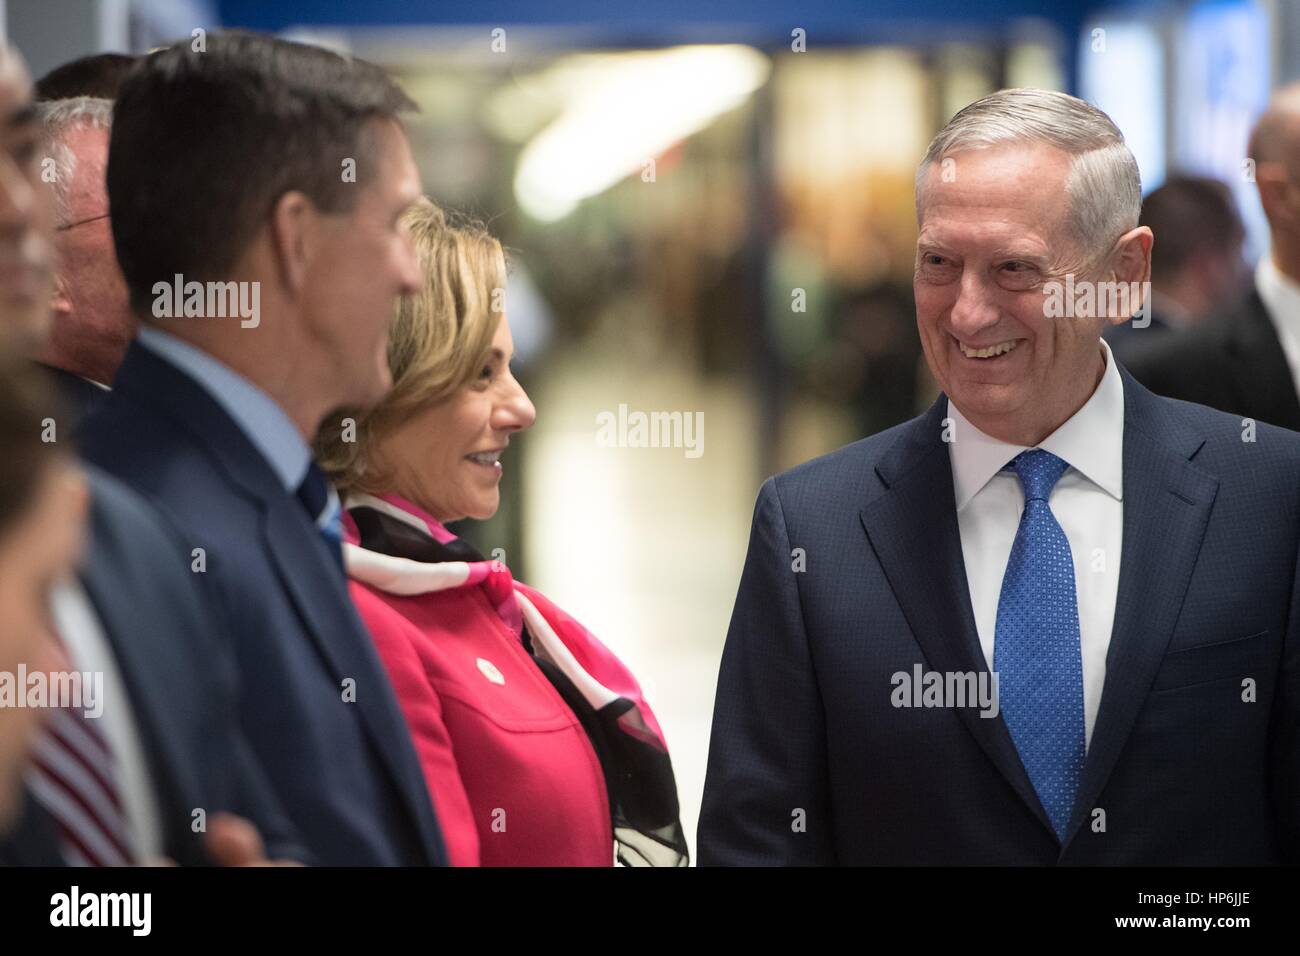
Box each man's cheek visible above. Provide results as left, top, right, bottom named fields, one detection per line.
left=913, top=299, right=942, bottom=329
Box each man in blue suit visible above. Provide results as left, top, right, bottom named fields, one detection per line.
left=78, top=32, right=446, bottom=865
left=0, top=39, right=303, bottom=866
left=1, top=465, right=311, bottom=866
left=700, top=89, right=1300, bottom=865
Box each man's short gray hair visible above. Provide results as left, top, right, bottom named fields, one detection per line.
left=916, top=88, right=1141, bottom=260
left=35, top=96, right=113, bottom=225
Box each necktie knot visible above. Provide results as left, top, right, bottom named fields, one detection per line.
left=1010, top=449, right=1069, bottom=503
left=296, top=464, right=329, bottom=520
left=297, top=464, right=344, bottom=567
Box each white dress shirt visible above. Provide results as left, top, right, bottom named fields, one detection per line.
left=50, top=577, right=164, bottom=861
left=1255, top=256, right=1300, bottom=402
left=947, top=339, right=1125, bottom=748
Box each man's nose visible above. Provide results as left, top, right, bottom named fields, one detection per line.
left=948, top=269, right=1000, bottom=337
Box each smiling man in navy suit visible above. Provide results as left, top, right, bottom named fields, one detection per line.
left=78, top=32, right=446, bottom=865
left=700, top=89, right=1300, bottom=865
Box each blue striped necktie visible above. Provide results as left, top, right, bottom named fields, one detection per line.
left=993, top=449, right=1087, bottom=842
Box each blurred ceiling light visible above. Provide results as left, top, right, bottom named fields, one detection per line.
left=514, top=45, right=770, bottom=222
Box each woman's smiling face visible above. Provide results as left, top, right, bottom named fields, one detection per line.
left=381, top=316, right=536, bottom=524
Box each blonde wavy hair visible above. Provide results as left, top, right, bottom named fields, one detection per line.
left=314, top=197, right=505, bottom=496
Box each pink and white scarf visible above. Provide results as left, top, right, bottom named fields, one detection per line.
left=342, top=492, right=688, bottom=867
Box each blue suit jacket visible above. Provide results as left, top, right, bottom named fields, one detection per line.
left=1, top=466, right=308, bottom=865
left=78, top=342, right=447, bottom=866
left=700, top=365, right=1300, bottom=865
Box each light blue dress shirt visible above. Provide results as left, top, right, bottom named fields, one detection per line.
left=135, top=326, right=311, bottom=492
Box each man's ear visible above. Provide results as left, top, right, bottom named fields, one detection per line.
left=267, top=190, right=316, bottom=297
left=1107, top=224, right=1153, bottom=327
left=50, top=275, right=73, bottom=320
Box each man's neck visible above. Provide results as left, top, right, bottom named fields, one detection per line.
left=1270, top=248, right=1300, bottom=289
left=965, top=344, right=1108, bottom=447
left=148, top=322, right=324, bottom=441
left=32, top=347, right=112, bottom=388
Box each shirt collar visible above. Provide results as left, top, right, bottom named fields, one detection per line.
left=947, top=337, right=1125, bottom=511
left=135, top=326, right=311, bottom=492
left=1256, top=255, right=1300, bottom=337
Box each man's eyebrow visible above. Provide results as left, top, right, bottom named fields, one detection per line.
left=991, top=248, right=1050, bottom=263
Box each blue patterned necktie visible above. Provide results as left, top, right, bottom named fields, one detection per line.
left=993, top=449, right=1087, bottom=842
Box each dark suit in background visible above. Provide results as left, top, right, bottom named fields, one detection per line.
left=37, top=363, right=105, bottom=434
left=1100, top=309, right=1175, bottom=350
left=79, top=342, right=447, bottom=866
left=699, top=367, right=1300, bottom=864
left=0, top=466, right=306, bottom=865
left=1119, top=291, right=1300, bottom=431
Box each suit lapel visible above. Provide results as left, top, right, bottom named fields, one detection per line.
left=261, top=499, right=444, bottom=862
left=1059, top=368, right=1218, bottom=850
left=860, top=398, right=1055, bottom=835
left=78, top=535, right=202, bottom=863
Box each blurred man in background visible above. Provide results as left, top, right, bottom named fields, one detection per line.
left=0, top=53, right=142, bottom=432
left=1104, top=174, right=1247, bottom=350
left=1123, top=85, right=1300, bottom=430
left=33, top=96, right=135, bottom=428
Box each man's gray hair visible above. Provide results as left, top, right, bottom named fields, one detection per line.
left=916, top=88, right=1141, bottom=259
left=35, top=96, right=113, bottom=225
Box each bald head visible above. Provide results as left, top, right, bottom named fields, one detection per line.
left=1251, top=83, right=1300, bottom=279
left=1251, top=83, right=1300, bottom=172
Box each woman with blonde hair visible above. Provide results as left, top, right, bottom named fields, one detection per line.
left=316, top=198, right=686, bottom=867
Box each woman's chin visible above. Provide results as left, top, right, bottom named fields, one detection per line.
left=465, top=495, right=500, bottom=522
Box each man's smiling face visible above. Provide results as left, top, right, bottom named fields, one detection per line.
left=913, top=142, right=1110, bottom=445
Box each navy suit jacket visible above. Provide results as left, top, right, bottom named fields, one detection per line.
left=1, top=466, right=307, bottom=865
left=699, top=365, right=1300, bottom=865
left=38, top=363, right=105, bottom=434
left=1100, top=309, right=1174, bottom=350
left=78, top=341, right=447, bottom=866
left=1120, top=290, right=1300, bottom=432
